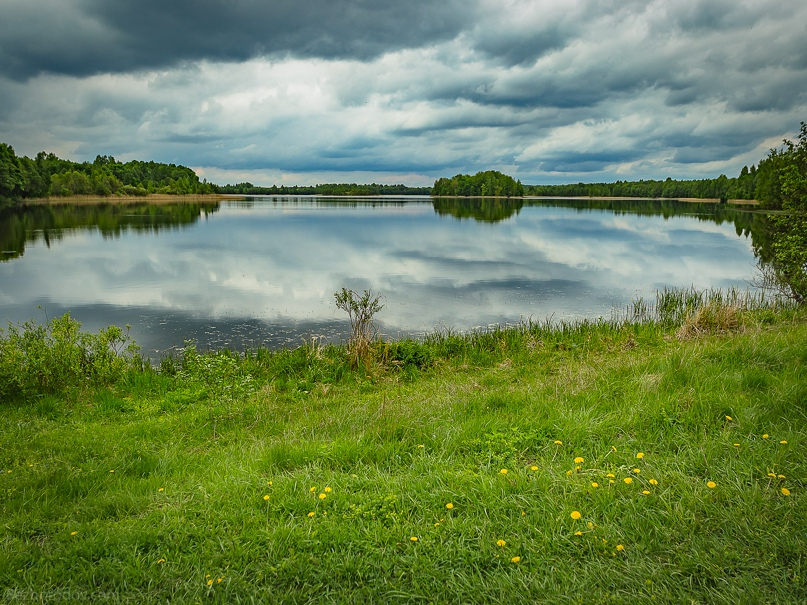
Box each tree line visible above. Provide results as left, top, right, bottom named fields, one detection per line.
left=0, top=143, right=216, bottom=205
left=214, top=182, right=430, bottom=196
left=431, top=170, right=524, bottom=197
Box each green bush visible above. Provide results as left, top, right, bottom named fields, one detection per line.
left=0, top=313, right=140, bottom=403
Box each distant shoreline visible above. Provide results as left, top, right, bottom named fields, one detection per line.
left=12, top=193, right=759, bottom=206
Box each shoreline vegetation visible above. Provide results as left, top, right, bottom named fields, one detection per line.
left=0, top=289, right=805, bottom=602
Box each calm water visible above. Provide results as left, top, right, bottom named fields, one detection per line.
left=0, top=197, right=761, bottom=356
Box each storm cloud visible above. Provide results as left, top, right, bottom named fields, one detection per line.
left=0, top=0, right=805, bottom=185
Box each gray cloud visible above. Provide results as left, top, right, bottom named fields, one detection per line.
left=0, top=0, right=476, bottom=80
left=0, top=0, right=806, bottom=185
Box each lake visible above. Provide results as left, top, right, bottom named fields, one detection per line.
left=0, top=196, right=762, bottom=357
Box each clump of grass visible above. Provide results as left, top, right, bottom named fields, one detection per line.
left=676, top=301, right=743, bottom=339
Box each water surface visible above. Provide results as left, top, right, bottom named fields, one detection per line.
left=0, top=197, right=761, bottom=356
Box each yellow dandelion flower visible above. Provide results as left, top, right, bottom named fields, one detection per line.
left=310, top=486, right=316, bottom=493
left=574, top=457, right=584, bottom=464
left=410, top=536, right=418, bottom=542
left=308, top=512, right=315, bottom=517
left=609, top=479, right=615, bottom=484
left=762, top=434, right=769, bottom=439
left=570, top=510, right=582, bottom=520
left=591, top=482, right=599, bottom=488
left=70, top=531, right=78, bottom=536
left=207, top=579, right=213, bottom=586
left=158, top=488, right=164, bottom=492
left=780, top=440, right=788, bottom=444
left=435, top=522, right=440, bottom=527
left=649, top=479, right=659, bottom=485
left=587, top=522, right=594, bottom=529
left=575, top=465, right=581, bottom=472
left=267, top=481, right=272, bottom=485
left=511, top=556, right=521, bottom=563
left=725, top=415, right=732, bottom=421
left=319, top=493, right=327, bottom=499
left=623, top=477, right=633, bottom=484
left=497, top=539, right=506, bottom=547
left=632, top=468, right=641, bottom=474
left=733, top=443, right=740, bottom=447
left=157, top=558, right=165, bottom=564
left=446, top=503, right=454, bottom=509
left=500, top=468, right=508, bottom=475
left=109, top=470, right=115, bottom=473
left=707, top=481, right=716, bottom=489
left=554, top=440, right=563, bottom=445
left=781, top=488, right=791, bottom=496
left=566, top=470, right=573, bottom=476
left=616, top=544, right=624, bottom=551
left=324, top=487, right=332, bottom=493
left=611, top=446, right=617, bottom=452
left=530, top=465, right=538, bottom=471
left=417, top=444, right=425, bottom=449
left=606, top=473, right=615, bottom=478
left=216, top=577, right=223, bottom=584
left=263, top=495, right=270, bottom=501
left=778, top=474, right=786, bottom=479
left=768, top=472, right=777, bottom=478
left=636, top=452, right=644, bottom=459
left=642, top=490, right=650, bottom=495
left=574, top=531, right=583, bottom=536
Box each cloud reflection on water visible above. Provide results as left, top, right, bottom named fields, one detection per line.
left=0, top=198, right=757, bottom=355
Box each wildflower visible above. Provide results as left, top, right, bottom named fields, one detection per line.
left=632, top=468, right=641, bottom=474
left=310, top=486, right=316, bottom=493
left=158, top=488, right=164, bottom=492
left=511, top=556, right=521, bottom=563
left=497, top=539, right=506, bottom=547
left=781, top=488, right=791, bottom=496
left=308, top=512, right=315, bottom=518
left=575, top=465, right=581, bottom=471
left=530, top=465, right=538, bottom=471
left=435, top=522, right=440, bottom=527
left=109, top=470, right=115, bottom=473
left=574, top=457, right=584, bottom=464
left=624, top=477, right=633, bottom=484
left=70, top=531, right=78, bottom=536
left=606, top=473, right=615, bottom=478
left=324, top=487, right=332, bottom=493
left=500, top=469, right=508, bottom=475
left=207, top=579, right=213, bottom=586
left=417, top=444, right=425, bottom=449
left=591, top=482, right=599, bottom=488
left=616, top=544, right=624, bottom=552
left=554, top=440, right=563, bottom=445
left=609, top=480, right=615, bottom=484
left=216, top=577, right=223, bottom=584
left=733, top=443, right=740, bottom=447
left=636, top=452, right=644, bottom=459
left=410, top=536, right=418, bottom=542
left=319, top=493, right=327, bottom=500
left=574, top=531, right=583, bottom=536
left=446, top=503, right=454, bottom=509
left=157, top=558, right=165, bottom=564
left=707, top=481, right=716, bottom=489
left=267, top=481, right=272, bottom=485
left=587, top=522, right=595, bottom=529
left=762, top=434, right=769, bottom=439
left=611, top=446, right=617, bottom=452
left=642, top=490, right=650, bottom=495
left=780, top=440, right=788, bottom=445
left=778, top=474, right=786, bottom=479
left=570, top=511, right=582, bottom=520
left=566, top=470, right=573, bottom=476
left=725, top=415, right=732, bottom=421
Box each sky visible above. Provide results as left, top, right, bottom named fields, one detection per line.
left=1, top=0, right=806, bottom=187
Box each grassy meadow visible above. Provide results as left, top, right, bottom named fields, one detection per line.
left=1, top=292, right=805, bottom=603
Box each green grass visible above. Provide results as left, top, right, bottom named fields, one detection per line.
left=1, top=305, right=806, bottom=603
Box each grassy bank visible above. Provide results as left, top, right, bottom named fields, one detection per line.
left=1, top=299, right=805, bottom=603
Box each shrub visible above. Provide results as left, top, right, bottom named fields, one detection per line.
left=0, top=313, right=140, bottom=403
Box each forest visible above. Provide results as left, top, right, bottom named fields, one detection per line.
left=214, top=182, right=430, bottom=196
left=431, top=170, right=524, bottom=197
left=0, top=144, right=216, bottom=205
